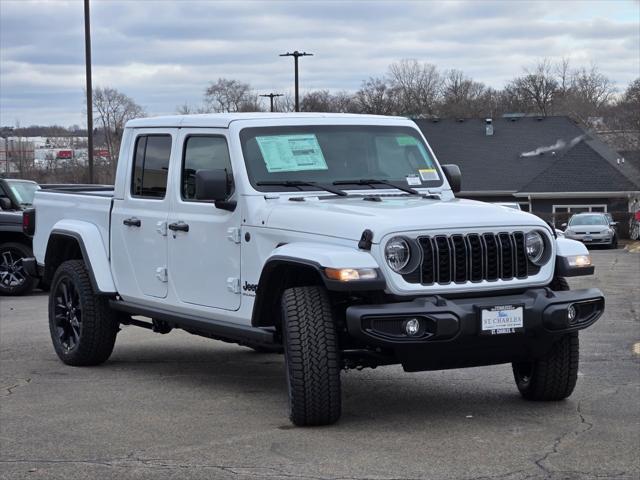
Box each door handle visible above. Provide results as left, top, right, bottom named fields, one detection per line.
left=123, top=217, right=141, bottom=227
left=168, top=221, right=189, bottom=232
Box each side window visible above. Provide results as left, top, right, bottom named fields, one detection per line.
left=181, top=135, right=232, bottom=200
left=131, top=135, right=172, bottom=199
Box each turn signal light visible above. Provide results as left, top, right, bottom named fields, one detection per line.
left=324, top=268, right=377, bottom=282
left=567, top=254, right=592, bottom=268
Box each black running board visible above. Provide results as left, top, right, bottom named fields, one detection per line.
left=109, top=300, right=277, bottom=347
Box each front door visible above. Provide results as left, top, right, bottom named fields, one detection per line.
left=168, top=130, right=241, bottom=311
left=111, top=130, right=176, bottom=299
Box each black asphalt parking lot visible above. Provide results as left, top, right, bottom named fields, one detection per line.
left=1, top=247, right=639, bottom=480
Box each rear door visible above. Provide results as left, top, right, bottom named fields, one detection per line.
left=111, top=129, right=177, bottom=299
left=167, top=129, right=241, bottom=310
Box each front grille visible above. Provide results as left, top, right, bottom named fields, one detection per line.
left=403, top=231, right=530, bottom=285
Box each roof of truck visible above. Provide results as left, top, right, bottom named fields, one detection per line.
left=126, top=112, right=406, bottom=129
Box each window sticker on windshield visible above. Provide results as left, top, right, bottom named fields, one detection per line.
left=396, top=135, right=419, bottom=146
left=406, top=175, right=422, bottom=186
left=256, top=134, right=328, bottom=173
left=419, top=168, right=438, bottom=181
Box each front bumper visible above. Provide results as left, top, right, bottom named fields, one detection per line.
left=565, top=233, right=612, bottom=244
left=345, top=287, right=604, bottom=371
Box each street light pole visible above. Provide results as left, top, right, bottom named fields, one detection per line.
left=84, top=0, right=94, bottom=183
left=259, top=93, right=284, bottom=112
left=279, top=51, right=313, bottom=112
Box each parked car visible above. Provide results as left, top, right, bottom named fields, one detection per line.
left=28, top=113, right=604, bottom=426
left=0, top=178, right=40, bottom=295
left=563, top=213, right=618, bottom=248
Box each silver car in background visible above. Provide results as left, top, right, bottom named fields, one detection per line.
left=563, top=213, right=618, bottom=248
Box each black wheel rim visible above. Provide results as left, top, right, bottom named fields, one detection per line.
left=0, top=249, right=27, bottom=289
left=53, top=277, right=82, bottom=351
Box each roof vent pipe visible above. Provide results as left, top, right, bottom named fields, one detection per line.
left=485, top=118, right=494, bottom=136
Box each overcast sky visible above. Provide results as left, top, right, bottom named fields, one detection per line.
left=1, top=0, right=638, bottom=127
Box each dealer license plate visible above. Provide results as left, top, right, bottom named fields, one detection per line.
left=480, top=305, right=524, bottom=335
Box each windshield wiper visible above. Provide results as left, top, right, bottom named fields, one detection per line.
left=256, top=180, right=348, bottom=197
left=333, top=179, right=421, bottom=196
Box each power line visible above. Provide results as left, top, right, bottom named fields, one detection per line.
left=279, top=51, right=313, bottom=112
left=259, top=93, right=284, bottom=112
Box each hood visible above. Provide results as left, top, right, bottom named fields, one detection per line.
left=566, top=225, right=608, bottom=233
left=263, top=196, right=548, bottom=242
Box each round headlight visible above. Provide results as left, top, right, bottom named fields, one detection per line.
left=525, top=231, right=545, bottom=265
left=385, top=236, right=411, bottom=273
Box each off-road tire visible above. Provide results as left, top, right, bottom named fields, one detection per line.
left=512, top=276, right=579, bottom=400
left=282, top=286, right=341, bottom=426
left=49, top=260, right=119, bottom=366
left=0, top=242, right=36, bottom=296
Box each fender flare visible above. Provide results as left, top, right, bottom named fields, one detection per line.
left=46, top=221, right=116, bottom=294
left=251, top=242, right=385, bottom=327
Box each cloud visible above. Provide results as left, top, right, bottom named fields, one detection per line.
left=0, top=0, right=638, bottom=125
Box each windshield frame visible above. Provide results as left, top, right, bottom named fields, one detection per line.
left=239, top=124, right=444, bottom=194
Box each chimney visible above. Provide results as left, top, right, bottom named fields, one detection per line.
left=485, top=118, right=494, bottom=136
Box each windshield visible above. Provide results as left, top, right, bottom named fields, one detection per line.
left=7, top=180, right=39, bottom=206
left=240, top=125, right=442, bottom=192
left=569, top=214, right=607, bottom=226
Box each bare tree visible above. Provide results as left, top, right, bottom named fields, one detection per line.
left=388, top=59, right=442, bottom=116
left=509, top=60, right=559, bottom=116
left=93, top=87, right=145, bottom=170
left=354, top=77, right=398, bottom=115
left=440, top=70, right=490, bottom=118
left=565, top=65, right=616, bottom=124
left=204, top=78, right=263, bottom=113
left=301, top=90, right=356, bottom=113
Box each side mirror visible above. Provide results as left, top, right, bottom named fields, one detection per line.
left=610, top=221, right=618, bottom=227
left=441, top=164, right=461, bottom=193
left=561, top=223, right=567, bottom=228
left=0, top=197, right=12, bottom=210
left=195, top=169, right=236, bottom=212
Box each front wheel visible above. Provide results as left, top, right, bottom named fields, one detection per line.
left=282, top=286, right=341, bottom=426
left=512, top=333, right=579, bottom=400
left=512, top=275, right=578, bottom=400
left=49, top=260, right=119, bottom=366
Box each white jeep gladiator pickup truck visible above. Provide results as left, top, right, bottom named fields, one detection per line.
left=26, top=113, right=604, bottom=426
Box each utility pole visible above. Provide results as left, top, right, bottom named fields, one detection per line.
left=259, top=93, right=284, bottom=112
left=84, top=0, right=94, bottom=183
left=279, top=51, right=313, bottom=112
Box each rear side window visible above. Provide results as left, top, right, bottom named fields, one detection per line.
left=131, top=135, right=172, bottom=199
left=181, top=135, right=232, bottom=200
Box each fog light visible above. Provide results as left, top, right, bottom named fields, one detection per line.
left=567, top=304, right=577, bottom=324
left=404, top=318, right=421, bottom=336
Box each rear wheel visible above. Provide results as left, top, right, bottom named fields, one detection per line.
left=0, top=242, right=36, bottom=296
left=512, top=276, right=579, bottom=400
left=49, top=260, right=119, bottom=366
left=282, top=286, right=341, bottom=426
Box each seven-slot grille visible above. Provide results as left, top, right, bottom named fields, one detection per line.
left=402, top=232, right=531, bottom=285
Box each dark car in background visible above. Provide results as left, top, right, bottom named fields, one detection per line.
left=0, top=178, right=40, bottom=295
left=563, top=212, right=618, bottom=249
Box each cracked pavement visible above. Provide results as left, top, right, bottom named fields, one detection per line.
left=0, top=248, right=638, bottom=480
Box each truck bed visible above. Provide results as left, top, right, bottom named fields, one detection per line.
left=32, top=188, right=114, bottom=266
